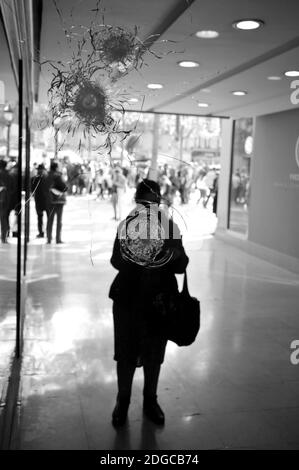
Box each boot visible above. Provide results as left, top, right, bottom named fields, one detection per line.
left=143, top=395, right=165, bottom=426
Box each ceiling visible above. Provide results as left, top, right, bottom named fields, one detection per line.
left=38, top=0, right=299, bottom=118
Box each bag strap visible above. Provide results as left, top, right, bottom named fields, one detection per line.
left=182, top=271, right=190, bottom=297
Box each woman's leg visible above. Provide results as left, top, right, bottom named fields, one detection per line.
left=143, top=363, right=161, bottom=399
left=117, top=360, right=136, bottom=400
left=143, top=363, right=165, bottom=425
left=112, top=360, right=136, bottom=427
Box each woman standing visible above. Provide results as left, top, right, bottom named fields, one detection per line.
left=109, top=179, right=189, bottom=427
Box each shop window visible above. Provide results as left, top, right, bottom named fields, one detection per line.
left=0, top=21, right=19, bottom=378
left=228, top=118, right=253, bottom=235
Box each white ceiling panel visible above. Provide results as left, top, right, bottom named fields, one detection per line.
left=38, top=0, right=299, bottom=118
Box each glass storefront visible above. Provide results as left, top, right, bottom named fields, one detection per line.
left=0, top=19, right=19, bottom=391
left=228, top=117, right=253, bottom=235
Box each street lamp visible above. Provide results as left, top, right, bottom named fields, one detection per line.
left=4, top=104, right=14, bottom=159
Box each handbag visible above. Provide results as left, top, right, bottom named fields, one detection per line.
left=165, top=271, right=200, bottom=347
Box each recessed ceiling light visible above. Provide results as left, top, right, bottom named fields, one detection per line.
left=284, top=70, right=299, bottom=77
left=195, top=30, right=219, bottom=39
left=128, top=98, right=139, bottom=102
left=178, top=60, right=199, bottom=68
left=233, top=19, right=264, bottom=30
left=267, top=76, right=282, bottom=81
left=201, top=88, right=211, bottom=93
left=197, top=102, right=209, bottom=107
left=147, top=83, right=163, bottom=89
left=232, top=91, right=247, bottom=96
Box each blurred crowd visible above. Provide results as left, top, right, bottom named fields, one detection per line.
left=1, top=155, right=220, bottom=244
left=31, top=158, right=220, bottom=219
left=52, top=158, right=220, bottom=208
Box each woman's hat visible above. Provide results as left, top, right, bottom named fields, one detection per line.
left=135, top=179, right=161, bottom=204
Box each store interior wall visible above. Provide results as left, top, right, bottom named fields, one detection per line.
left=249, top=108, right=299, bottom=260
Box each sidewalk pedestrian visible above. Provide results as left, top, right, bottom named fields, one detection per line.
left=0, top=160, right=12, bottom=243
left=109, top=179, right=189, bottom=427
left=45, top=161, right=68, bottom=244
left=111, top=167, right=126, bottom=221
left=31, top=163, right=49, bottom=238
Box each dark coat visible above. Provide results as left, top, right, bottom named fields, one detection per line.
left=0, top=169, right=13, bottom=211
left=8, top=167, right=18, bottom=205
left=109, top=231, right=189, bottom=304
left=45, top=170, right=68, bottom=205
left=31, top=171, right=50, bottom=210
left=109, top=213, right=189, bottom=366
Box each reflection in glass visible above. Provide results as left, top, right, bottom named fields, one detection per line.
left=228, top=118, right=253, bottom=235
left=0, top=21, right=18, bottom=380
